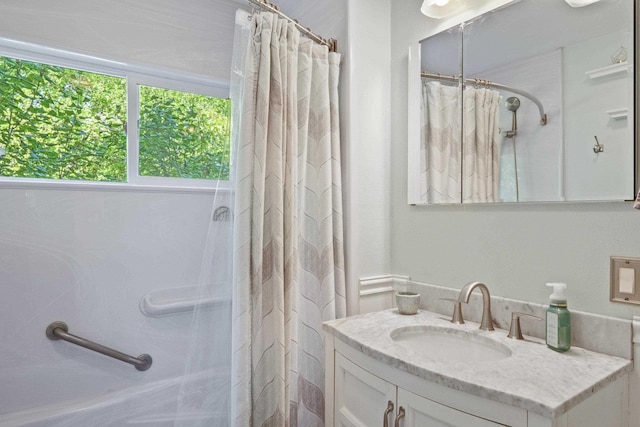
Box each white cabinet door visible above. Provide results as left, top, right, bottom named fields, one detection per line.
left=335, top=351, right=507, bottom=427
left=398, top=388, right=507, bottom=427
left=335, top=352, right=396, bottom=427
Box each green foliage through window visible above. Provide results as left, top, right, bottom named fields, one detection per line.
left=139, top=85, right=231, bottom=181
left=0, top=55, right=232, bottom=184
left=0, top=57, right=127, bottom=181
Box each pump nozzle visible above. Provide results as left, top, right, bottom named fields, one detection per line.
left=546, top=282, right=567, bottom=304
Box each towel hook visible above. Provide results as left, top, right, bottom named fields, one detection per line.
left=593, top=135, right=604, bottom=154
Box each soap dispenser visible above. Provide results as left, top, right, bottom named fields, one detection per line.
left=545, top=283, right=571, bottom=352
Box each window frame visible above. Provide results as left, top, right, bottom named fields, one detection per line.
left=0, top=37, right=231, bottom=192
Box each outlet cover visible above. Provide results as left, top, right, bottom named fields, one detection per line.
left=611, top=256, right=640, bottom=305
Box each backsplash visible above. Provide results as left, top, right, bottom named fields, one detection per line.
left=401, top=280, right=633, bottom=360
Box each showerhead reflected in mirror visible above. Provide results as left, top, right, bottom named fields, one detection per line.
left=408, top=0, right=635, bottom=205
left=505, top=97, right=520, bottom=113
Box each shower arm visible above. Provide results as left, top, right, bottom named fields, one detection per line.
left=421, top=72, right=548, bottom=126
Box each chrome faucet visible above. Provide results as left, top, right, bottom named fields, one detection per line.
left=456, top=282, right=494, bottom=331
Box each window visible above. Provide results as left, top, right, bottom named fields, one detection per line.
left=0, top=42, right=231, bottom=188
left=139, top=85, right=230, bottom=181
left=0, top=57, right=127, bottom=181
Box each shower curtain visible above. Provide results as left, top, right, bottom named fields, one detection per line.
left=422, top=81, right=500, bottom=203
left=463, top=87, right=500, bottom=203
left=421, top=81, right=461, bottom=203
left=231, top=10, right=346, bottom=427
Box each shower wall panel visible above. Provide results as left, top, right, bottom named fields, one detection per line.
left=480, top=49, right=563, bottom=202
left=0, top=188, right=223, bottom=414
left=563, top=30, right=634, bottom=201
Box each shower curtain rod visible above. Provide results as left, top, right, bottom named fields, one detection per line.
left=421, top=72, right=548, bottom=126
left=247, top=0, right=337, bottom=52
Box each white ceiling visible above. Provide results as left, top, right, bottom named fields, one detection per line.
left=0, top=0, right=324, bottom=83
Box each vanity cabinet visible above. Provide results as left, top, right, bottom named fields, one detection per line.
left=335, top=352, right=503, bottom=426
left=326, top=333, right=629, bottom=427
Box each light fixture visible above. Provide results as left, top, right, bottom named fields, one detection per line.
left=564, top=0, right=600, bottom=7
left=420, top=0, right=466, bottom=19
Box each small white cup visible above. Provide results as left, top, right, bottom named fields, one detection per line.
left=395, top=291, right=420, bottom=315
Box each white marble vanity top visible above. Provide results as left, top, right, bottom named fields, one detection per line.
left=323, top=309, right=633, bottom=418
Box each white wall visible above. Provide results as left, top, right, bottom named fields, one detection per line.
left=564, top=30, right=635, bottom=201
left=343, top=0, right=392, bottom=314
left=390, top=0, right=640, bottom=320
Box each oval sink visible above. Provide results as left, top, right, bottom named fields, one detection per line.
left=390, top=325, right=512, bottom=362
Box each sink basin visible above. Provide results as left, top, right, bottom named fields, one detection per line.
left=390, top=325, right=512, bottom=362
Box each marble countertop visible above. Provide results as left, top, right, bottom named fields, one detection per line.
left=323, top=309, right=633, bottom=419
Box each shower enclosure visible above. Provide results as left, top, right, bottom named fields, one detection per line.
left=0, top=187, right=233, bottom=426
left=0, top=2, right=242, bottom=424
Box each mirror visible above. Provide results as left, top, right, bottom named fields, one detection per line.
left=408, top=0, right=635, bottom=204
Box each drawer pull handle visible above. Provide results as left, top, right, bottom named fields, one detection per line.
left=383, top=400, right=394, bottom=427
left=394, top=406, right=405, bottom=427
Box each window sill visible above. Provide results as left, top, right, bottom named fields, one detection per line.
left=0, top=177, right=231, bottom=195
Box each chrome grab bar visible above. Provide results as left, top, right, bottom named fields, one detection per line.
left=46, top=321, right=152, bottom=371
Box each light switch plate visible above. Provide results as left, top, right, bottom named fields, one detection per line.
left=611, top=256, right=640, bottom=305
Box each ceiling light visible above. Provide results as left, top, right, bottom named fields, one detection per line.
left=420, top=0, right=465, bottom=19
left=564, top=0, right=600, bottom=7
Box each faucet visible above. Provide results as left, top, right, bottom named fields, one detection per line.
left=456, top=282, right=494, bottom=331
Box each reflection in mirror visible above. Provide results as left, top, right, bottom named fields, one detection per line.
left=419, top=27, right=462, bottom=203
left=411, top=0, right=635, bottom=205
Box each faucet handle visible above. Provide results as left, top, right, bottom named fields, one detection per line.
left=507, top=312, right=542, bottom=340
left=439, top=298, right=465, bottom=325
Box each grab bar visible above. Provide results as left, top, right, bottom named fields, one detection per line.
left=139, top=285, right=230, bottom=318
left=46, top=321, right=152, bottom=371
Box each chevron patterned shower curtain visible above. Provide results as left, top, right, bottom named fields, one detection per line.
left=462, top=87, right=501, bottom=203
left=421, top=80, right=462, bottom=203
left=421, top=81, right=500, bottom=203
left=231, top=11, right=346, bottom=427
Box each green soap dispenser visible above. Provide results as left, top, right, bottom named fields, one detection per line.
left=545, top=282, right=571, bottom=352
